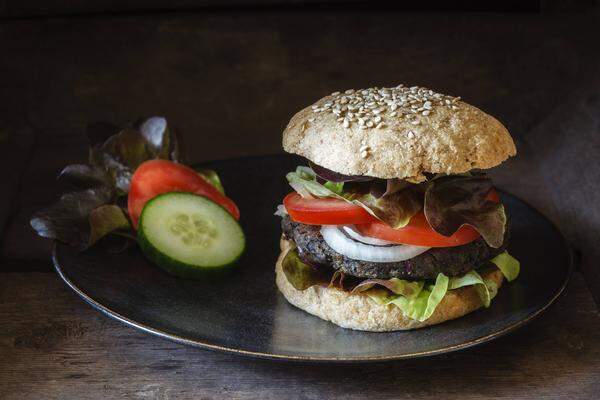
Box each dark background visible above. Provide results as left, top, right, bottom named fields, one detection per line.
left=1, top=1, right=600, bottom=399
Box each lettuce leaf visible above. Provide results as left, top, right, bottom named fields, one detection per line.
left=449, top=270, right=494, bottom=307
left=490, top=251, right=520, bottom=281
left=381, top=273, right=449, bottom=321
left=423, top=274, right=450, bottom=319
left=88, top=204, right=132, bottom=246
left=286, top=166, right=421, bottom=228
left=286, top=166, right=342, bottom=198
left=281, top=248, right=520, bottom=322
left=196, top=169, right=226, bottom=195
left=354, top=190, right=422, bottom=229
left=285, top=166, right=508, bottom=248
left=424, top=174, right=507, bottom=248
left=281, top=247, right=330, bottom=290
left=352, top=278, right=424, bottom=299
left=31, top=116, right=181, bottom=250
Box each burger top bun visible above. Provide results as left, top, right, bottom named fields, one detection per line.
left=283, top=84, right=516, bottom=183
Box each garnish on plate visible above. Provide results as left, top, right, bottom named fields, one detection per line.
left=31, top=117, right=244, bottom=278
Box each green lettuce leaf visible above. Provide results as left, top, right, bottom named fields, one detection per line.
left=372, top=274, right=449, bottom=322
left=286, top=166, right=421, bottom=228
left=424, top=174, right=506, bottom=248
left=323, top=181, right=345, bottom=195
left=490, top=251, right=520, bottom=281
left=449, top=270, right=493, bottom=307
left=422, top=273, right=450, bottom=320
left=280, top=247, right=519, bottom=323
left=196, top=169, right=226, bottom=195
left=281, top=247, right=330, bottom=290
left=352, top=278, right=424, bottom=299
left=285, top=167, right=508, bottom=247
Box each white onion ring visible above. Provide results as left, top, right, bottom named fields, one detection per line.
left=342, top=226, right=397, bottom=246
left=321, top=226, right=430, bottom=262
left=274, top=204, right=288, bottom=217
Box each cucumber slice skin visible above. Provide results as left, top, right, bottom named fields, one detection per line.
left=137, top=192, right=245, bottom=279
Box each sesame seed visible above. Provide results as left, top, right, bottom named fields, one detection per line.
left=407, top=131, right=415, bottom=138
left=359, top=145, right=370, bottom=152
left=360, top=150, right=369, bottom=158
left=312, top=84, right=459, bottom=129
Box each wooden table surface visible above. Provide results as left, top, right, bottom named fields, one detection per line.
left=1, top=4, right=599, bottom=399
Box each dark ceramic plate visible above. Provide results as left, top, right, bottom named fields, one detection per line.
left=53, top=155, right=573, bottom=362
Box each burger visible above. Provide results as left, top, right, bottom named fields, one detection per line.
left=274, top=84, right=520, bottom=331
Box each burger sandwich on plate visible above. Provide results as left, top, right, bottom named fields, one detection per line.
left=275, top=84, right=520, bottom=331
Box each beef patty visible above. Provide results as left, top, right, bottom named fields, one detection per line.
left=281, top=216, right=508, bottom=281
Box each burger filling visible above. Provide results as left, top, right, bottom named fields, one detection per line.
left=276, top=163, right=520, bottom=322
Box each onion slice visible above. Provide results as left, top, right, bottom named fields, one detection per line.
left=342, top=226, right=396, bottom=246
left=321, top=225, right=430, bottom=262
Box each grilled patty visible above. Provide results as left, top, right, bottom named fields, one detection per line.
left=281, top=216, right=508, bottom=281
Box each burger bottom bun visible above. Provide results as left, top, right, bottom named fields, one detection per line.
left=275, top=237, right=504, bottom=332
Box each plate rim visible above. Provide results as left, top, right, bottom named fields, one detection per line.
left=52, top=187, right=575, bottom=363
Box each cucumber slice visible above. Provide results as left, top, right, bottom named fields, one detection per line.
left=137, top=192, right=245, bottom=278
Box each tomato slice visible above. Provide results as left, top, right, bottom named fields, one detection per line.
left=355, top=213, right=480, bottom=247
left=355, top=188, right=501, bottom=247
left=128, top=159, right=240, bottom=228
left=283, top=192, right=377, bottom=225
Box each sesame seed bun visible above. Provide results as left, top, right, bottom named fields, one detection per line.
left=282, top=85, right=516, bottom=182
left=275, top=237, right=504, bottom=331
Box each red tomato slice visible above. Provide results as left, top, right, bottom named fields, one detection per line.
left=128, top=159, right=240, bottom=228
left=355, top=188, right=501, bottom=247
left=283, top=192, right=377, bottom=225
left=355, top=213, right=480, bottom=248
